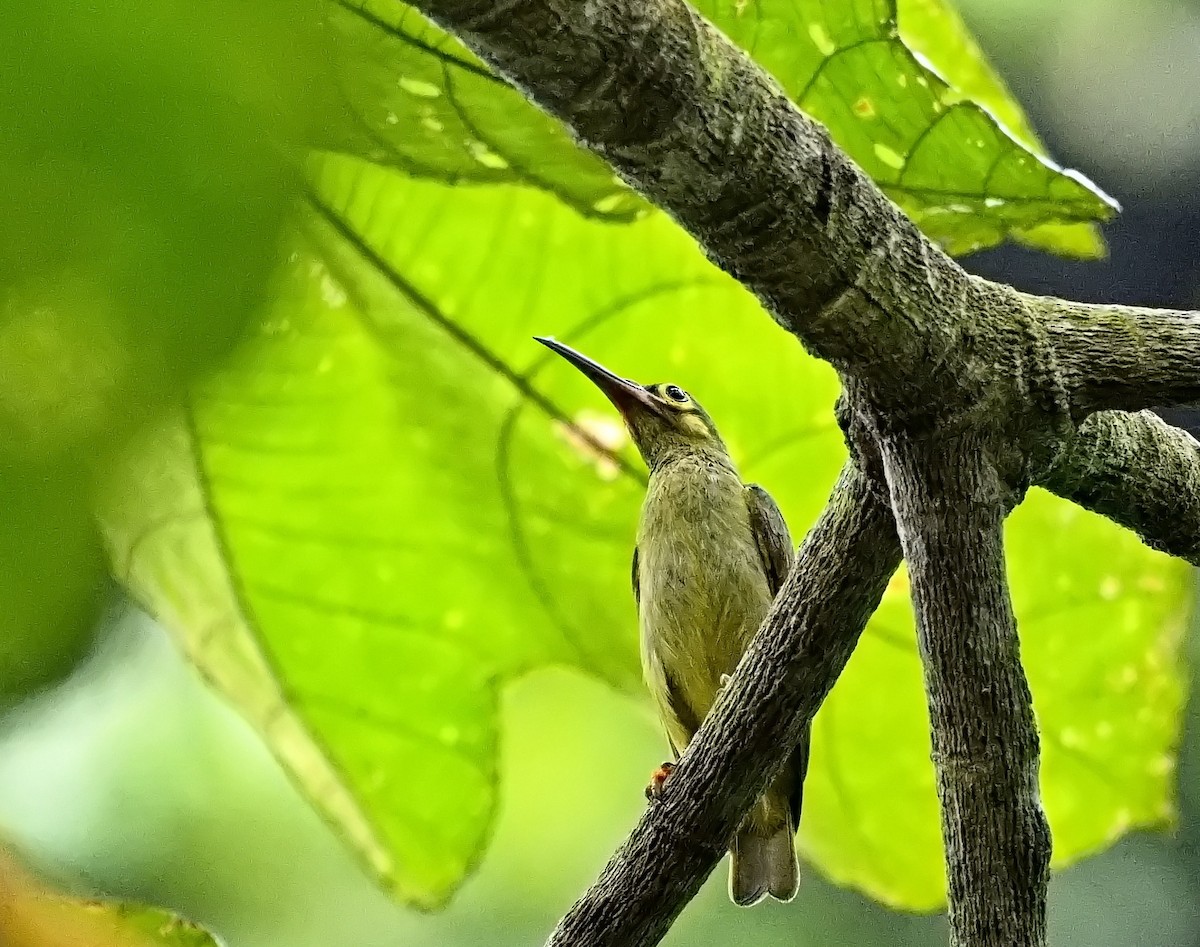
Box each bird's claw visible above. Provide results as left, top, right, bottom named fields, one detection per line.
left=719, top=673, right=732, bottom=689
left=645, top=761, right=676, bottom=800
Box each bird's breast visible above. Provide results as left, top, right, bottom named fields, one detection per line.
left=636, top=457, right=772, bottom=693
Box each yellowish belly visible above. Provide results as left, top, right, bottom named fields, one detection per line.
left=635, top=460, right=773, bottom=745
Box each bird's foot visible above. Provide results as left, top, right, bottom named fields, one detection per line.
left=645, top=761, right=676, bottom=800
left=719, top=673, right=732, bottom=689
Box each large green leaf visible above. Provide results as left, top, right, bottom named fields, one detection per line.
left=100, top=156, right=1187, bottom=909
left=327, top=0, right=1114, bottom=257
left=691, top=0, right=1116, bottom=256
left=325, top=0, right=642, bottom=220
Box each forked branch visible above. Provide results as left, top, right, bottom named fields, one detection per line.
left=545, top=464, right=900, bottom=947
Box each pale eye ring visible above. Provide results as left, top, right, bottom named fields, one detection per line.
left=663, top=384, right=688, bottom=403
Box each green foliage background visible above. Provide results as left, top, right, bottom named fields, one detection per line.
left=94, top=0, right=1185, bottom=913
left=0, top=0, right=1197, bottom=944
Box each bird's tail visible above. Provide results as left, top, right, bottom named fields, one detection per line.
left=728, top=821, right=800, bottom=907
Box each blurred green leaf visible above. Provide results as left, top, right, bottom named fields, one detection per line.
left=0, top=2, right=327, bottom=459
left=0, top=470, right=105, bottom=709
left=0, top=848, right=220, bottom=946
left=0, top=0, right=328, bottom=704
left=99, top=153, right=1184, bottom=909
left=325, top=0, right=642, bottom=220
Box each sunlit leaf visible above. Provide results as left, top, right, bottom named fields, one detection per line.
left=98, top=157, right=840, bottom=907
left=100, top=154, right=1184, bottom=908
left=325, top=0, right=641, bottom=220
left=894, top=0, right=1105, bottom=256
left=685, top=0, right=1117, bottom=257
left=326, top=0, right=1113, bottom=256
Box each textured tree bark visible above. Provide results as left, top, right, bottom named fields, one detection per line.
left=881, top=432, right=1051, bottom=947
left=545, top=464, right=900, bottom=947
left=409, top=0, right=978, bottom=399
left=1038, top=296, right=1200, bottom=414
left=1040, top=411, right=1200, bottom=565
left=411, top=0, right=1200, bottom=425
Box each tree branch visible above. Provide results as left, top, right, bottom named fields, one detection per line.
left=402, top=1, right=1200, bottom=943
left=410, top=0, right=980, bottom=396
left=1038, top=410, right=1200, bottom=565
left=414, top=0, right=1200, bottom=425
left=1036, top=295, right=1200, bottom=415
left=411, top=0, right=1200, bottom=427
left=880, top=432, right=1050, bottom=947
left=545, top=463, right=899, bottom=947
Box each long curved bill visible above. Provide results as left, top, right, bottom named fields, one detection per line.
left=534, top=336, right=664, bottom=418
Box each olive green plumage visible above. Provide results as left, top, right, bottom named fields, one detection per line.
left=536, top=337, right=810, bottom=907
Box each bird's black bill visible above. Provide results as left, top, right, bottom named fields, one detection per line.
left=534, top=336, right=663, bottom=417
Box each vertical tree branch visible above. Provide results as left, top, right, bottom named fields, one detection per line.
left=880, top=433, right=1051, bottom=947
left=544, top=463, right=900, bottom=947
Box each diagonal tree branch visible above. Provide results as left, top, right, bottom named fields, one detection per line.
left=409, top=0, right=979, bottom=397
left=408, top=0, right=1200, bottom=425
left=880, top=432, right=1050, bottom=947
left=545, top=463, right=900, bottom=947
left=1038, top=410, right=1200, bottom=565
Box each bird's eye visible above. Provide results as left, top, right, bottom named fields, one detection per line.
left=663, top=384, right=688, bottom=403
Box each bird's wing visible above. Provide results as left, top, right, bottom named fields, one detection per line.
left=745, top=483, right=808, bottom=830
left=650, top=655, right=702, bottom=758
left=745, top=483, right=794, bottom=594
left=633, top=544, right=696, bottom=757
left=631, top=545, right=640, bottom=608
left=785, top=728, right=811, bottom=832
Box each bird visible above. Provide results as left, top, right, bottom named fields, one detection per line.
left=536, top=336, right=808, bottom=907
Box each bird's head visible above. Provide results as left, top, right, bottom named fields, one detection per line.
left=536, top=336, right=727, bottom=469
